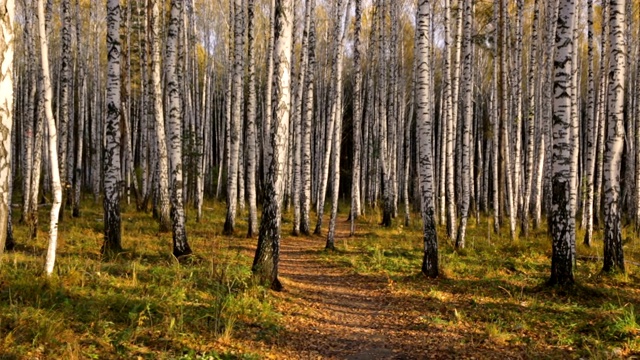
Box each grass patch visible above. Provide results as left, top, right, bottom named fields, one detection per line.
left=0, top=199, right=280, bottom=359
left=320, top=208, right=640, bottom=358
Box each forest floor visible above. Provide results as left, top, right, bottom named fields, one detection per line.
left=1, top=200, right=639, bottom=359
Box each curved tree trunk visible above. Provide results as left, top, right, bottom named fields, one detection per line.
left=38, top=0, right=63, bottom=274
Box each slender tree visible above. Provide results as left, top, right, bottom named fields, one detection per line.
left=223, top=0, right=244, bottom=235
left=252, top=0, right=293, bottom=290
left=455, top=0, right=473, bottom=249
left=602, top=0, right=626, bottom=273
left=102, top=0, right=123, bottom=255
left=0, top=0, right=15, bottom=254
left=300, top=0, right=316, bottom=235
left=150, top=0, right=172, bottom=232
left=548, top=0, right=576, bottom=286
left=246, top=0, right=259, bottom=237
left=350, top=0, right=363, bottom=235
left=166, top=0, right=192, bottom=257
left=37, top=0, right=63, bottom=274
left=416, top=0, right=437, bottom=278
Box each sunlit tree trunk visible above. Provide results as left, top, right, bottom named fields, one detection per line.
left=150, top=0, right=171, bottom=232
left=602, top=0, right=626, bottom=273
left=549, top=0, right=576, bottom=286
left=165, top=0, right=192, bottom=257
left=252, top=0, right=292, bottom=291
left=291, top=0, right=311, bottom=236
left=263, top=0, right=276, bottom=185
left=583, top=0, right=597, bottom=246
left=37, top=0, right=63, bottom=274
left=0, top=0, right=14, bottom=254
left=522, top=0, right=539, bottom=237
left=443, top=0, right=456, bottom=239
left=224, top=0, right=244, bottom=235
left=300, top=0, right=316, bottom=236
left=246, top=0, right=259, bottom=237
left=416, top=0, right=437, bottom=278
left=102, top=0, right=123, bottom=255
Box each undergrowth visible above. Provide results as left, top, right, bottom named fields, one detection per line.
left=321, top=208, right=640, bottom=358
left=2, top=198, right=639, bottom=358
left=0, top=200, right=278, bottom=359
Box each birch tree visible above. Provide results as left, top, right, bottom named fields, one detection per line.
left=166, top=0, right=192, bottom=257
left=223, top=0, right=244, bottom=235
left=548, top=0, right=576, bottom=286
left=150, top=0, right=172, bottom=232
left=252, top=0, right=292, bottom=290
left=246, top=0, right=258, bottom=237
left=455, top=0, right=472, bottom=249
left=416, top=0, right=438, bottom=278
left=102, top=0, right=123, bottom=255
left=300, top=0, right=316, bottom=236
left=602, top=0, right=626, bottom=273
left=326, top=0, right=351, bottom=250
left=350, top=0, right=363, bottom=235
left=0, top=0, right=14, bottom=254
left=583, top=0, right=597, bottom=246
left=37, top=0, right=63, bottom=274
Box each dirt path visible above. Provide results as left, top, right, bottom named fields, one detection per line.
left=271, top=220, right=439, bottom=360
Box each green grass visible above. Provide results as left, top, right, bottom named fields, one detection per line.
left=0, top=199, right=279, bottom=359
left=321, top=208, right=640, bottom=358
left=2, top=198, right=640, bottom=358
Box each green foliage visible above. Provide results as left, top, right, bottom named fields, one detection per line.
left=0, top=200, right=279, bottom=359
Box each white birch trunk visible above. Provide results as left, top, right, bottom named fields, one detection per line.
left=38, top=0, right=63, bottom=274
left=0, top=0, right=14, bottom=254
left=602, top=0, right=626, bottom=273
left=416, top=0, right=438, bottom=278
left=549, top=0, right=576, bottom=286
left=252, top=0, right=293, bottom=291
left=224, top=0, right=244, bottom=234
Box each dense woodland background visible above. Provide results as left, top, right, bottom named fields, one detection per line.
left=0, top=0, right=639, bottom=357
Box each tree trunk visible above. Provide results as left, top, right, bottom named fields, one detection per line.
left=166, top=0, right=192, bottom=257
left=224, top=0, right=244, bottom=235
left=37, top=0, right=63, bottom=274
left=102, top=0, right=123, bottom=255
left=602, top=0, right=626, bottom=274
left=300, top=0, right=315, bottom=236
left=0, top=0, right=15, bottom=254
left=252, top=0, right=293, bottom=291
left=150, top=0, right=172, bottom=232
left=246, top=0, right=259, bottom=237
left=548, top=0, right=576, bottom=286
left=455, top=0, right=473, bottom=249
left=416, top=0, right=438, bottom=278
